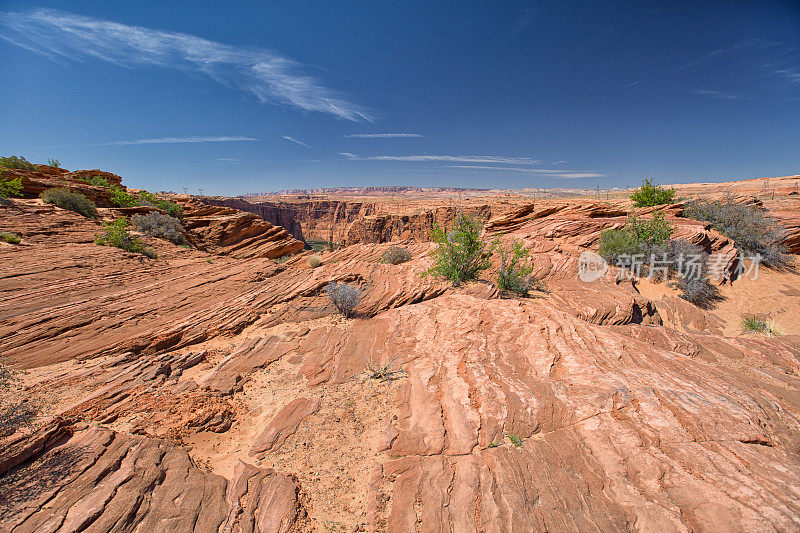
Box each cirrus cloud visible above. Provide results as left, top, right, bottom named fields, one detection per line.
left=0, top=9, right=370, bottom=121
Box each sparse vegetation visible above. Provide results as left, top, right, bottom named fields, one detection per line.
left=493, top=239, right=534, bottom=295
left=40, top=188, right=98, bottom=218
left=674, top=276, right=721, bottom=309
left=424, top=212, right=490, bottom=286
left=47, top=159, right=61, bottom=168
left=307, top=255, right=322, bottom=268
left=684, top=194, right=790, bottom=268
left=362, top=357, right=405, bottom=382
left=80, top=175, right=111, bottom=188
left=1, top=232, right=21, bottom=244
left=95, top=217, right=157, bottom=258
left=507, top=434, right=523, bottom=447
left=630, top=178, right=676, bottom=207
left=0, top=173, right=23, bottom=204
left=652, top=239, right=722, bottom=308
left=381, top=245, right=412, bottom=265
left=0, top=155, right=37, bottom=171
left=130, top=212, right=186, bottom=245
left=741, top=315, right=781, bottom=337
left=600, top=216, right=722, bottom=307
left=1, top=357, right=38, bottom=436
left=488, top=441, right=500, bottom=448
left=598, top=211, right=674, bottom=263
left=110, top=186, right=183, bottom=218
left=326, top=281, right=363, bottom=317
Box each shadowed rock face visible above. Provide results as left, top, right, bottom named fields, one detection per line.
left=2, top=173, right=800, bottom=531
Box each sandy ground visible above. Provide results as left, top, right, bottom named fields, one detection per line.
left=635, top=262, right=800, bottom=337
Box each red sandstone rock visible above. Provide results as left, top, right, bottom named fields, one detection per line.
left=2, top=172, right=800, bottom=531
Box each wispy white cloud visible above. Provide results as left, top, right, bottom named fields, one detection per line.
left=283, top=135, right=311, bottom=148
left=775, top=68, right=800, bottom=84
left=340, top=153, right=543, bottom=165
left=102, top=136, right=257, bottom=146
left=448, top=165, right=605, bottom=179
left=614, top=81, right=640, bottom=91
left=103, top=136, right=257, bottom=145
left=344, top=133, right=424, bottom=138
left=0, top=9, right=369, bottom=121
left=693, top=89, right=745, bottom=100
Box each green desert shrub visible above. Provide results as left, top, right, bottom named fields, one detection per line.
left=598, top=212, right=674, bottom=263
left=47, top=159, right=61, bottom=168
left=80, top=175, right=111, bottom=188
left=131, top=212, right=186, bottom=245
left=597, top=227, right=643, bottom=264
left=507, top=434, right=523, bottom=447
left=684, top=194, right=789, bottom=268
left=0, top=173, right=23, bottom=204
left=381, top=245, right=412, bottom=265
left=40, top=188, right=98, bottom=219
left=110, top=186, right=182, bottom=218
left=326, top=281, right=362, bottom=318
left=630, top=178, right=676, bottom=207
left=95, top=217, right=157, bottom=258
left=308, top=255, right=322, bottom=268
left=424, top=212, right=490, bottom=286
left=0, top=155, right=37, bottom=171
left=1, top=232, right=21, bottom=244
left=493, top=239, right=534, bottom=295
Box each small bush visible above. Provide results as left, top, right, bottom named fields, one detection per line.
left=424, top=212, right=490, bottom=286
left=326, top=281, right=363, bottom=318
left=95, top=217, right=157, bottom=258
left=741, top=315, right=781, bottom=337
left=110, top=186, right=183, bottom=218
left=493, top=239, right=534, bottom=295
left=684, top=195, right=789, bottom=268
left=131, top=212, right=186, bottom=245
left=0, top=155, right=36, bottom=171
left=1, top=357, right=38, bottom=436
left=80, top=175, right=111, bottom=188
left=362, top=357, right=405, bottom=382
left=307, top=255, right=322, bottom=268
left=675, top=276, right=721, bottom=309
left=47, top=159, right=61, bottom=168
left=598, top=212, right=674, bottom=264
left=0, top=173, right=23, bottom=204
left=629, top=211, right=673, bottom=246
left=630, top=178, right=676, bottom=207
left=1, top=232, right=21, bottom=244
left=137, top=190, right=183, bottom=218
left=381, top=246, right=412, bottom=265
left=40, top=188, right=98, bottom=218
left=598, top=227, right=643, bottom=264
left=507, top=434, right=523, bottom=447
left=110, top=186, right=139, bottom=207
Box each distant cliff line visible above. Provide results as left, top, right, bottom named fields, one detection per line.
left=238, top=186, right=490, bottom=197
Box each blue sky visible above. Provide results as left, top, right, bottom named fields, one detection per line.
left=1, top=1, right=798, bottom=195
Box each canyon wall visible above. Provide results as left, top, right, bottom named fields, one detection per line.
left=202, top=196, right=492, bottom=245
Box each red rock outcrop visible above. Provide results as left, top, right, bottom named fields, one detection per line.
left=0, top=422, right=306, bottom=532
left=176, top=198, right=304, bottom=259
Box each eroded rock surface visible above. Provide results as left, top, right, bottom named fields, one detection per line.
left=2, top=173, right=800, bottom=532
